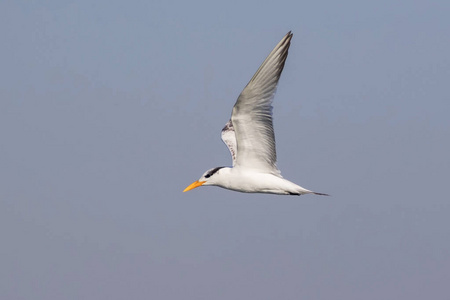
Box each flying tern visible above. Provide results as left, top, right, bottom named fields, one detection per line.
left=184, top=31, right=328, bottom=196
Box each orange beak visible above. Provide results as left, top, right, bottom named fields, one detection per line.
left=183, top=180, right=206, bottom=192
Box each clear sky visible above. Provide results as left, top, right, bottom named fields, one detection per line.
left=1, top=1, right=449, bottom=299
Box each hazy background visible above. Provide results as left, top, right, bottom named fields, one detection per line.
left=1, top=1, right=449, bottom=299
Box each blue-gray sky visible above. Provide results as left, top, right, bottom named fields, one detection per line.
left=1, top=1, right=449, bottom=299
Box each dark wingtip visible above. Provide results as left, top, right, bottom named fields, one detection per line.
left=285, top=31, right=293, bottom=40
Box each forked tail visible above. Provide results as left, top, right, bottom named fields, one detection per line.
left=313, top=192, right=330, bottom=196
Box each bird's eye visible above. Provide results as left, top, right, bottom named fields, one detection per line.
left=204, top=167, right=223, bottom=179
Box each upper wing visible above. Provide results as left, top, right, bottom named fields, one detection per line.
left=231, top=32, right=293, bottom=174
left=221, top=120, right=237, bottom=166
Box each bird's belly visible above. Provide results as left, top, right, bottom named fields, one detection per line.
left=221, top=172, right=300, bottom=195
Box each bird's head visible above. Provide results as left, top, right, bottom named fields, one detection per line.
left=183, top=166, right=226, bottom=192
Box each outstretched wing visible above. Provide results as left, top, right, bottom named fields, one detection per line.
left=221, top=120, right=237, bottom=166
left=231, top=31, right=292, bottom=174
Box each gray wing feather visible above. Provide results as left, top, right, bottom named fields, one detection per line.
left=221, top=120, right=237, bottom=166
left=230, top=32, right=292, bottom=174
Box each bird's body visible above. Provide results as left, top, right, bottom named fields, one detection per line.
left=184, top=32, right=328, bottom=196
left=198, top=167, right=316, bottom=195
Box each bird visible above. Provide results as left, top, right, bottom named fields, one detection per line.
left=184, top=31, right=328, bottom=196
